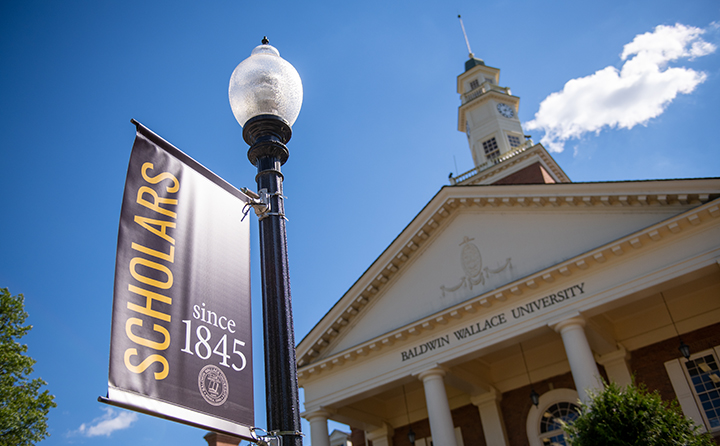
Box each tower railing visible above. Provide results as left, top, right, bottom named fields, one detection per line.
left=449, top=141, right=532, bottom=185
left=461, top=82, right=511, bottom=105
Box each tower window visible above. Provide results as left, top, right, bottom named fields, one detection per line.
left=469, top=79, right=480, bottom=90
left=482, top=137, right=500, bottom=161
left=485, top=77, right=494, bottom=84
left=508, top=135, right=522, bottom=148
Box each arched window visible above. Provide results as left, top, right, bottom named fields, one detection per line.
left=526, top=388, right=581, bottom=446
left=538, top=401, right=581, bottom=445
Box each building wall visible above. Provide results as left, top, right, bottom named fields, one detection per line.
left=350, top=428, right=366, bottom=446
left=450, top=404, right=486, bottom=446
left=491, top=162, right=555, bottom=185
left=632, top=322, right=720, bottom=445
left=632, top=322, right=720, bottom=402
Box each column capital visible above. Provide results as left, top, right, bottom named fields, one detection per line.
left=595, top=345, right=629, bottom=366
left=550, top=314, right=585, bottom=334
left=415, top=365, right=447, bottom=381
left=303, top=408, right=332, bottom=422
left=470, top=387, right=501, bottom=407
left=596, top=345, right=632, bottom=388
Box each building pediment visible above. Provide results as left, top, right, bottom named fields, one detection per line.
left=296, top=179, right=720, bottom=372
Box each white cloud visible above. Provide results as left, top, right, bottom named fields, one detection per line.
left=71, top=407, right=138, bottom=437
left=525, top=23, right=716, bottom=153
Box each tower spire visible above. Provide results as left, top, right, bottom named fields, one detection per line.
left=458, top=15, right=474, bottom=59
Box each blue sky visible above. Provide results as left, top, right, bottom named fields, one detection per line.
left=1, top=1, right=719, bottom=445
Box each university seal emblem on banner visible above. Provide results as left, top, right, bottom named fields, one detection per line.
left=199, top=365, right=230, bottom=407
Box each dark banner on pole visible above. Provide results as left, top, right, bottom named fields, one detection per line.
left=103, top=120, right=254, bottom=440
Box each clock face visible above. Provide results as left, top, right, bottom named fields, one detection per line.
left=497, top=103, right=514, bottom=118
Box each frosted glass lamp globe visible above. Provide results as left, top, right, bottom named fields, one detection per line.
left=228, top=42, right=303, bottom=128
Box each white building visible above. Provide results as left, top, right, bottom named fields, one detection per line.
left=297, top=54, right=720, bottom=446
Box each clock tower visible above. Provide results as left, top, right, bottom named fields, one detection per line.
left=457, top=56, right=527, bottom=167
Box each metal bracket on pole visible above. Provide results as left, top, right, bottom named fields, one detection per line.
left=241, top=187, right=271, bottom=220
left=241, top=187, right=288, bottom=222
left=251, top=427, right=304, bottom=446
left=250, top=427, right=274, bottom=446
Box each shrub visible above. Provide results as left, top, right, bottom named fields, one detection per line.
left=563, top=381, right=714, bottom=446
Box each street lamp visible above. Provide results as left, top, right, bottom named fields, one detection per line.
left=229, top=37, right=303, bottom=446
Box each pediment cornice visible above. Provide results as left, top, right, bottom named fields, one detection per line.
left=296, top=179, right=720, bottom=375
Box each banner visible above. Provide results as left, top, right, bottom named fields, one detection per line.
left=103, top=120, right=254, bottom=440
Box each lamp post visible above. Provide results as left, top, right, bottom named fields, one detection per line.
left=229, top=37, right=303, bottom=446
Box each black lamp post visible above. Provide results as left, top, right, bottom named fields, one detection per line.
left=229, top=38, right=304, bottom=446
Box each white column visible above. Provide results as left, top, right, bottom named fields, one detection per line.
left=471, top=388, right=509, bottom=446
left=596, top=347, right=633, bottom=388
left=552, top=316, right=603, bottom=405
left=304, top=409, right=331, bottom=446
left=417, top=367, right=458, bottom=446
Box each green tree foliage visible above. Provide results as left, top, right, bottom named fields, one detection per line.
left=0, top=288, right=56, bottom=446
left=563, top=381, right=714, bottom=446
